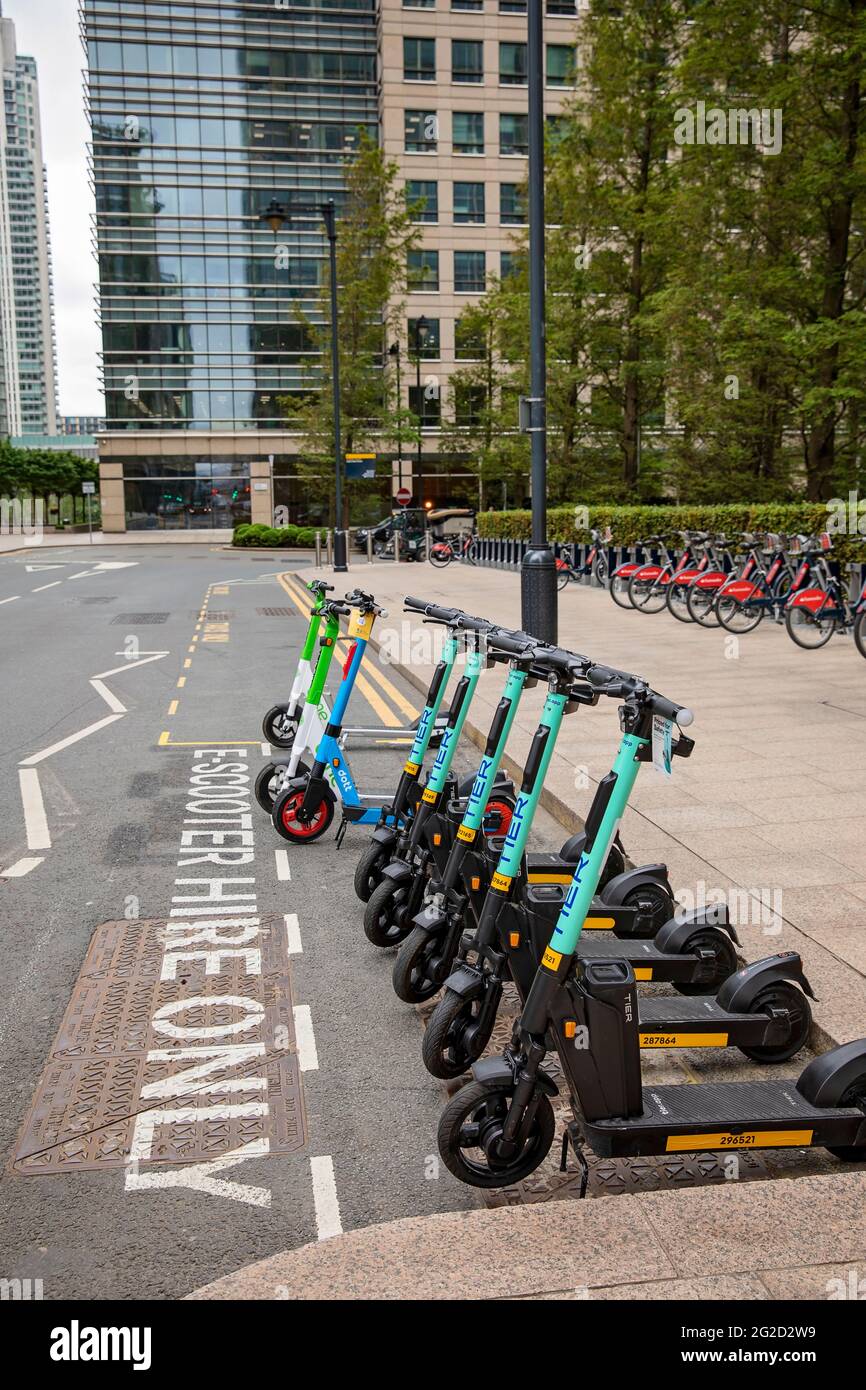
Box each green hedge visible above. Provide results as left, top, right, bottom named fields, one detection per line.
left=233, top=523, right=318, bottom=548
left=477, top=505, right=866, bottom=566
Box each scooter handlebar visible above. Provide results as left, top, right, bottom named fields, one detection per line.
left=403, top=597, right=493, bottom=631
left=586, top=665, right=694, bottom=727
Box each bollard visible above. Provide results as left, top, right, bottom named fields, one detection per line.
left=315, top=531, right=322, bottom=568
left=367, top=530, right=374, bottom=564
left=326, top=529, right=333, bottom=566
left=394, top=529, right=400, bottom=564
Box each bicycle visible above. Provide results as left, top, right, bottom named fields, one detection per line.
left=626, top=534, right=699, bottom=614
left=429, top=532, right=478, bottom=568
left=555, top=529, right=610, bottom=591
left=785, top=534, right=866, bottom=650
left=714, top=533, right=803, bottom=635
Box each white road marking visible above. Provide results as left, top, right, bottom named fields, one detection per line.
left=18, top=769, right=51, bottom=850
left=0, top=596, right=20, bottom=605
left=21, top=713, right=125, bottom=766
left=126, top=1141, right=272, bottom=1209
left=90, top=679, right=127, bottom=715
left=68, top=571, right=97, bottom=580
left=310, top=1157, right=343, bottom=1240
left=293, top=1005, right=319, bottom=1072
left=261, top=742, right=271, bottom=757
left=1, top=857, right=44, bottom=878
left=275, top=849, right=292, bottom=882
left=25, top=563, right=65, bottom=572
left=284, top=913, right=302, bottom=955
left=32, top=582, right=62, bottom=592
left=91, top=562, right=138, bottom=571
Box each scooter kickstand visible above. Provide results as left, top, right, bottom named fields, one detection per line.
left=560, top=1121, right=589, bottom=1199
left=335, top=816, right=350, bottom=850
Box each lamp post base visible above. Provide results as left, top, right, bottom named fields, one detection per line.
left=333, top=529, right=349, bottom=574
left=520, top=545, right=558, bottom=644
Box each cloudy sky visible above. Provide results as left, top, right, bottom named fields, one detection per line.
left=5, top=0, right=103, bottom=416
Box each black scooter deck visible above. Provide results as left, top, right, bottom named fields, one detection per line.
left=584, top=1078, right=864, bottom=1157
left=637, top=995, right=778, bottom=1049
left=577, top=934, right=698, bottom=982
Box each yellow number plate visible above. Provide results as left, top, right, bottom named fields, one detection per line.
left=457, top=825, right=477, bottom=843
left=347, top=610, right=375, bottom=641
left=422, top=787, right=438, bottom=804
left=639, top=1032, right=729, bottom=1049
left=542, top=945, right=562, bottom=972
left=665, top=1130, right=813, bottom=1153
left=633, top=968, right=654, bottom=981
left=404, top=761, right=420, bottom=776
left=582, top=916, right=616, bottom=931
left=491, top=871, right=512, bottom=893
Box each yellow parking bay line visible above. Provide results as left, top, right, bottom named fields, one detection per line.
left=168, top=700, right=179, bottom=716
left=159, top=733, right=263, bottom=748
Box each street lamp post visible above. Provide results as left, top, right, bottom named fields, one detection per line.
left=414, top=315, right=429, bottom=507
left=519, top=0, right=557, bottom=643
left=260, top=196, right=347, bottom=573
left=389, top=340, right=402, bottom=485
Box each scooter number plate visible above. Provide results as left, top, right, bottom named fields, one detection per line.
left=665, top=1129, right=813, bottom=1152
left=457, top=825, right=477, bottom=843
left=348, top=610, right=375, bottom=641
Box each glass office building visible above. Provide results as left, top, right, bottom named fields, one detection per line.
left=0, top=9, right=58, bottom=437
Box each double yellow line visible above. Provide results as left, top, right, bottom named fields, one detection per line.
left=277, top=572, right=418, bottom=731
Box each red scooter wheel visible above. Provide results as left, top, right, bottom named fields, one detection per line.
left=273, top=785, right=335, bottom=843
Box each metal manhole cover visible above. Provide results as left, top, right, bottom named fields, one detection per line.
left=111, top=613, right=170, bottom=625
left=256, top=608, right=295, bottom=617
left=12, top=919, right=305, bottom=1175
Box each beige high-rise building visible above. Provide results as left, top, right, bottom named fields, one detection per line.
left=380, top=0, right=577, bottom=505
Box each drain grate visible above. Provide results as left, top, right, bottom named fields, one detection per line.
left=257, top=607, right=295, bottom=618
left=111, top=613, right=170, bottom=625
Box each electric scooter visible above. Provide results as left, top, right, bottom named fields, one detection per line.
left=392, top=627, right=675, bottom=1009
left=354, top=603, right=495, bottom=902
left=419, top=643, right=812, bottom=1079
left=271, top=591, right=416, bottom=843
left=437, top=665, right=866, bottom=1188
left=363, top=613, right=517, bottom=946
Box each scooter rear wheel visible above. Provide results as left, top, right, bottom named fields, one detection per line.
left=392, top=925, right=442, bottom=1004
left=826, top=1079, right=866, bottom=1161
left=423, top=987, right=491, bottom=1079
left=437, top=1079, right=554, bottom=1189
left=272, top=784, right=334, bottom=843
left=354, top=840, right=388, bottom=902
left=674, top=928, right=738, bottom=995
left=363, top=878, right=413, bottom=948
left=620, top=881, right=674, bottom=935
left=738, top=981, right=811, bottom=1063
left=262, top=704, right=299, bottom=749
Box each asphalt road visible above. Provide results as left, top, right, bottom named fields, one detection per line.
left=0, top=544, right=479, bottom=1300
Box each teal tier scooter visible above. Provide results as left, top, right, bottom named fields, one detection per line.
left=437, top=664, right=866, bottom=1188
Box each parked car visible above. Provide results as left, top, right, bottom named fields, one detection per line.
left=355, top=509, right=426, bottom=554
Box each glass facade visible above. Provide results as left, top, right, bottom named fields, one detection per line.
left=83, top=0, right=378, bottom=434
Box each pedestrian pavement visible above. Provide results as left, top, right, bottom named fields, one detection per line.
left=0, top=529, right=233, bottom=553
left=188, top=1168, right=866, bottom=1300
left=310, top=559, right=866, bottom=1052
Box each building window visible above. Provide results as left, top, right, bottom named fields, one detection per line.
left=453, top=0, right=482, bottom=7
left=409, top=384, right=441, bottom=427
left=406, top=180, right=439, bottom=222
left=407, top=248, right=440, bottom=291
left=499, top=0, right=526, bottom=10
left=455, top=315, right=486, bottom=360
left=409, top=317, right=441, bottom=358
left=500, top=42, right=527, bottom=85
left=452, top=111, right=485, bottom=154
left=500, top=251, right=519, bottom=278
left=500, top=112, right=529, bottom=155
left=405, top=109, right=438, bottom=152
left=454, top=181, right=485, bottom=224
left=454, top=385, right=487, bottom=426
left=546, top=0, right=576, bottom=12
left=404, top=0, right=435, bottom=6
left=500, top=183, right=527, bottom=224
left=452, top=40, right=484, bottom=83
left=547, top=113, right=567, bottom=146
left=454, top=250, right=486, bottom=292
left=546, top=44, right=574, bottom=86
left=404, top=38, right=436, bottom=82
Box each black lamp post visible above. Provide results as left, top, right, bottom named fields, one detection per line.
left=519, top=0, right=557, bottom=643
left=414, top=315, right=429, bottom=507
left=389, top=341, right=402, bottom=482
left=260, top=196, right=348, bottom=573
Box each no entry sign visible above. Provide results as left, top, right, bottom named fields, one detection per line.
left=395, top=487, right=412, bottom=506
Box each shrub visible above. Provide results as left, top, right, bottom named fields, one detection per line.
left=232, top=522, right=319, bottom=548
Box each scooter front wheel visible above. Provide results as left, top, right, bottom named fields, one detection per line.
left=256, top=759, right=309, bottom=814
left=262, top=704, right=299, bottom=749
left=422, top=987, right=491, bottom=1079
left=272, top=784, right=334, bottom=843
left=437, top=1080, right=555, bottom=1189
left=392, top=924, right=446, bottom=1004
left=363, top=878, right=412, bottom=948
left=354, top=840, right=388, bottom=903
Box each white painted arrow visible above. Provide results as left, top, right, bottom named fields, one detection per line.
left=25, top=564, right=65, bottom=572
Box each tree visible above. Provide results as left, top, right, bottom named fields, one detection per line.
left=279, top=133, right=421, bottom=522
